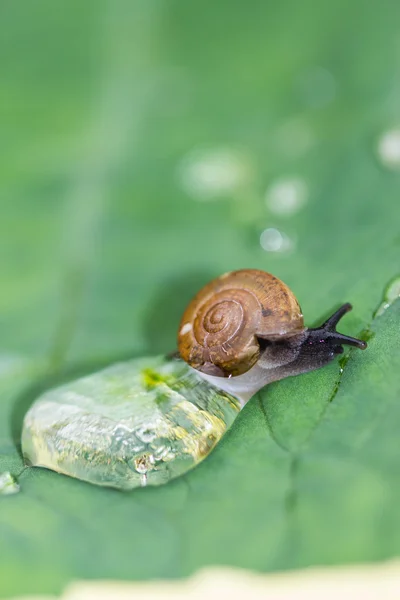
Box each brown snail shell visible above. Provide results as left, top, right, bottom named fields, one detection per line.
left=178, top=269, right=304, bottom=377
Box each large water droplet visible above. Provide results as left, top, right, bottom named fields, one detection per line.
left=260, top=227, right=295, bottom=253
left=377, top=129, right=400, bottom=170
left=375, top=277, right=400, bottom=317
left=0, top=472, right=20, bottom=496
left=136, top=426, right=157, bottom=443
left=265, top=177, right=308, bottom=216
left=177, top=147, right=251, bottom=200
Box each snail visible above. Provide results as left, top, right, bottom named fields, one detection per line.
left=22, top=269, right=366, bottom=490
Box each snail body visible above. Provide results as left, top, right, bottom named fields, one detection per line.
left=178, top=269, right=366, bottom=401
left=22, top=269, right=366, bottom=490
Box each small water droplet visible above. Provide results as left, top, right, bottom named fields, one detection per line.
left=338, top=355, right=349, bottom=372
left=375, top=276, right=400, bottom=317
left=0, top=472, right=20, bottom=496
left=177, top=147, right=251, bottom=200
left=260, top=227, right=295, bottom=253
left=377, top=129, right=400, bottom=170
left=265, top=177, right=308, bottom=216
left=297, top=66, right=337, bottom=109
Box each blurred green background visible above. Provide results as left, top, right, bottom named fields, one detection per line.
left=1, top=0, right=400, bottom=596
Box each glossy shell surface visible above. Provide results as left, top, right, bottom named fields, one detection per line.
left=178, top=269, right=304, bottom=376
left=22, top=356, right=241, bottom=490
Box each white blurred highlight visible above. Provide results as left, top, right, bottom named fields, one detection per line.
left=265, top=177, right=308, bottom=216
left=178, top=147, right=251, bottom=200
left=260, top=228, right=295, bottom=253
left=377, top=129, right=400, bottom=170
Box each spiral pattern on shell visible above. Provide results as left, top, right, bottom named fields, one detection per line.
left=178, top=269, right=304, bottom=377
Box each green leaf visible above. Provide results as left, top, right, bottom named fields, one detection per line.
left=1, top=0, right=400, bottom=596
